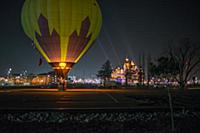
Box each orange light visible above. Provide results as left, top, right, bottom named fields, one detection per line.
left=59, top=63, right=67, bottom=69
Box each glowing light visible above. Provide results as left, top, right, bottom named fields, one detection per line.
left=59, top=63, right=67, bottom=69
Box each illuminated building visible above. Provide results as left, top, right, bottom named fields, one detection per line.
left=31, top=74, right=51, bottom=86
left=111, top=58, right=140, bottom=85
left=31, top=72, right=57, bottom=86
left=0, top=77, right=6, bottom=86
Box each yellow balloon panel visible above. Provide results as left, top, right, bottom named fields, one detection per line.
left=21, top=0, right=102, bottom=63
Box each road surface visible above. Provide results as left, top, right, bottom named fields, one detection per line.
left=0, top=88, right=199, bottom=111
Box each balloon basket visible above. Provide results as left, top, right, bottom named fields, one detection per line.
left=58, top=87, right=65, bottom=92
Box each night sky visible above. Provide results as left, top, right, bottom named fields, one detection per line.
left=0, top=0, right=200, bottom=78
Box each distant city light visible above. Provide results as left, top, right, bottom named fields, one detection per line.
left=0, top=68, right=199, bottom=87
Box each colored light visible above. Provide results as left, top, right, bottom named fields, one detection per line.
left=59, top=63, right=67, bottom=69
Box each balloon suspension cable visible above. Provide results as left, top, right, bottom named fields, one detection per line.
left=50, top=62, right=74, bottom=91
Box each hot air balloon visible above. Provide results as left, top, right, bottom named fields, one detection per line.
left=21, top=0, right=102, bottom=89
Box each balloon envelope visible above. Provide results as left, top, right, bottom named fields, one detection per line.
left=21, top=0, right=102, bottom=74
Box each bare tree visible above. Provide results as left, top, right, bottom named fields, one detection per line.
left=169, top=38, right=200, bottom=89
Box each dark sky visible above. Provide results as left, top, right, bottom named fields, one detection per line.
left=0, top=0, right=200, bottom=78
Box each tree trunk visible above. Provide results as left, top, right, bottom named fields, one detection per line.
left=103, top=78, right=106, bottom=87
left=125, top=76, right=128, bottom=88
left=179, top=81, right=186, bottom=90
